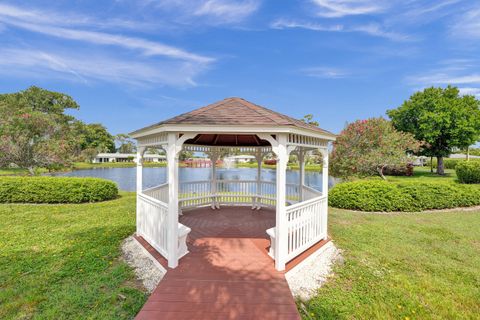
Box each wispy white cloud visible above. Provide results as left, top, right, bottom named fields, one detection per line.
left=195, top=0, right=260, bottom=22
left=450, top=7, right=480, bottom=39
left=271, top=19, right=343, bottom=32
left=399, top=0, right=461, bottom=20
left=0, top=3, right=214, bottom=87
left=301, top=66, right=349, bottom=79
left=351, top=23, right=412, bottom=41
left=0, top=3, right=154, bottom=31
left=413, top=73, right=480, bottom=86
left=311, top=0, right=386, bottom=18
left=0, top=48, right=205, bottom=87
left=0, top=4, right=212, bottom=63
left=154, top=0, right=260, bottom=24
left=458, top=87, right=480, bottom=97
left=3, top=20, right=213, bottom=63
left=270, top=19, right=411, bottom=41
left=274, top=1, right=470, bottom=43
left=407, top=60, right=480, bottom=98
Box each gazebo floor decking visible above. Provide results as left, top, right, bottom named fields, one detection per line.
left=134, top=206, right=303, bottom=320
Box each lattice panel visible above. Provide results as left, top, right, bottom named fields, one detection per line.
left=183, top=145, right=272, bottom=154
left=137, top=133, right=168, bottom=147
left=288, top=134, right=328, bottom=148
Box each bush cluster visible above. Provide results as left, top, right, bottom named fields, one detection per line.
left=427, top=158, right=480, bottom=169
left=0, top=176, right=118, bottom=203
left=456, top=161, right=480, bottom=184
left=383, top=163, right=414, bottom=176
left=329, top=180, right=480, bottom=212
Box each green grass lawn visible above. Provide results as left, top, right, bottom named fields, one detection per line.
left=0, top=162, right=166, bottom=175
left=1, top=190, right=479, bottom=319
left=385, top=166, right=458, bottom=183
left=0, top=192, right=146, bottom=320
left=302, top=207, right=480, bottom=319
left=0, top=168, right=29, bottom=176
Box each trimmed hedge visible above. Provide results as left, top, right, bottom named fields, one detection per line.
left=428, top=158, right=480, bottom=169
left=0, top=177, right=118, bottom=203
left=329, top=180, right=480, bottom=212
left=456, top=161, right=480, bottom=184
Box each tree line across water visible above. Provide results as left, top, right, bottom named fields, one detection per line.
left=1, top=85, right=479, bottom=177
left=0, top=86, right=138, bottom=174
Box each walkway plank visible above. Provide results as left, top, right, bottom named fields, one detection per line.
left=135, top=207, right=301, bottom=320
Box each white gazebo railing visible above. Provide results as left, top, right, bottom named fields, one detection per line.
left=143, top=183, right=169, bottom=203
left=136, top=192, right=169, bottom=258
left=137, top=188, right=191, bottom=260
left=142, top=180, right=318, bottom=210
left=139, top=179, right=328, bottom=265
left=285, top=194, right=327, bottom=261
left=302, top=185, right=323, bottom=201
left=136, top=145, right=330, bottom=271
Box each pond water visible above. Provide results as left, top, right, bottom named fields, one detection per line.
left=55, top=167, right=336, bottom=192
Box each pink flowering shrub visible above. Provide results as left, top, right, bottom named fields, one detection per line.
left=330, top=118, right=420, bottom=179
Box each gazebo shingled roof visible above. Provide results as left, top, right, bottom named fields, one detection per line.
left=130, top=97, right=336, bottom=145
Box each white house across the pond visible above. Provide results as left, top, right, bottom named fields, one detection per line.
left=449, top=153, right=480, bottom=159
left=93, top=153, right=166, bottom=163
left=224, top=155, right=255, bottom=163
left=130, top=97, right=336, bottom=271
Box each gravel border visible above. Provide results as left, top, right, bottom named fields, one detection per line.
left=285, top=241, right=343, bottom=300
left=121, top=236, right=166, bottom=293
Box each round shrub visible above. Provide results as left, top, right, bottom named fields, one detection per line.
left=329, top=180, right=480, bottom=212
left=0, top=176, right=118, bottom=203
left=456, top=161, right=480, bottom=184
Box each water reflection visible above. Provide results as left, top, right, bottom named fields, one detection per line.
left=56, top=167, right=336, bottom=192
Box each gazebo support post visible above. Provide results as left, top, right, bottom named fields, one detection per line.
left=136, top=147, right=146, bottom=235
left=298, top=148, right=305, bottom=202
left=254, top=151, right=263, bottom=210
left=275, top=134, right=288, bottom=271
left=166, top=132, right=195, bottom=268
left=320, top=148, right=329, bottom=239
left=166, top=133, right=180, bottom=268
left=208, top=150, right=219, bottom=209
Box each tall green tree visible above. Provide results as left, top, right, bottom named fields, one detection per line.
left=387, top=86, right=480, bottom=175
left=301, top=114, right=319, bottom=126
left=115, top=133, right=136, bottom=153
left=330, top=118, right=420, bottom=179
left=0, top=86, right=79, bottom=174
left=73, top=122, right=115, bottom=160
left=81, top=123, right=115, bottom=152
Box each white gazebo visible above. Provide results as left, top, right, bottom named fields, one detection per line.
left=130, top=97, right=336, bottom=271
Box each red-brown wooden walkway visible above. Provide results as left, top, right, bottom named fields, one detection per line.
left=134, top=206, right=302, bottom=320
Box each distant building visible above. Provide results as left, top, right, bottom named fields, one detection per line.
left=224, top=155, right=256, bottom=163
left=412, top=156, right=428, bottom=166
left=93, top=153, right=166, bottom=163
left=449, top=153, right=480, bottom=159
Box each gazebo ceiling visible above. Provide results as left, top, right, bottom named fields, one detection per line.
left=130, top=97, right=336, bottom=139
left=184, top=134, right=271, bottom=147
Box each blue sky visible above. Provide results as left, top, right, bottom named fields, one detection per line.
left=1, top=0, right=479, bottom=136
